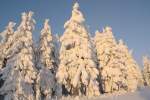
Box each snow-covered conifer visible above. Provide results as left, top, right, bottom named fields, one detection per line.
left=94, top=27, right=118, bottom=93
left=109, top=40, right=142, bottom=92
left=120, top=40, right=143, bottom=92
left=143, top=56, right=150, bottom=86
left=94, top=26, right=117, bottom=69
left=94, top=28, right=142, bottom=93
left=56, top=2, right=100, bottom=96
left=35, top=19, right=61, bottom=100
left=0, top=11, right=37, bottom=100
left=0, top=22, right=16, bottom=69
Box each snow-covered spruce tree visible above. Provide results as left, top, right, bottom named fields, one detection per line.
left=94, top=27, right=119, bottom=93
left=109, top=40, right=142, bottom=92
left=120, top=40, right=143, bottom=92
left=0, top=22, right=16, bottom=70
left=35, top=19, right=61, bottom=100
left=0, top=11, right=37, bottom=100
left=143, top=56, right=150, bottom=86
left=94, top=28, right=142, bottom=93
left=56, top=2, right=100, bottom=96
left=94, top=26, right=117, bottom=71
left=114, top=40, right=143, bottom=92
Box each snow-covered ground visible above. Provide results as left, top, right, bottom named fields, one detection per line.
left=97, top=87, right=150, bottom=100
left=60, top=87, right=150, bottom=100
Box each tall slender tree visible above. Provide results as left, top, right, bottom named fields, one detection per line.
left=56, top=2, right=100, bottom=96
left=94, top=26, right=117, bottom=70
left=143, top=56, right=150, bottom=86
left=0, top=22, right=16, bottom=69
left=0, top=11, right=37, bottom=100
left=35, top=19, right=61, bottom=100
left=119, top=40, right=143, bottom=91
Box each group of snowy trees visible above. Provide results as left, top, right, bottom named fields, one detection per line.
left=0, top=2, right=148, bottom=100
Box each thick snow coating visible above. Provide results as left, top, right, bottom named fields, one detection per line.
left=35, top=19, right=61, bottom=100
left=0, top=11, right=37, bottom=100
left=94, top=28, right=143, bottom=93
left=0, top=2, right=148, bottom=100
left=56, top=2, right=100, bottom=96
left=143, top=56, right=150, bottom=86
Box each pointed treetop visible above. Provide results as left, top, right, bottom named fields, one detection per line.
left=21, top=12, right=28, bottom=21
left=104, top=26, right=112, bottom=33
left=28, top=11, right=34, bottom=23
left=1, top=22, right=16, bottom=35
left=19, top=11, right=35, bottom=31
left=44, top=19, right=51, bottom=31
left=28, top=11, right=34, bottom=18
left=6, top=22, right=16, bottom=29
left=64, top=2, right=85, bottom=28
left=73, top=2, right=79, bottom=10
left=21, top=11, right=34, bottom=21
left=118, top=39, right=124, bottom=45
left=143, top=56, right=149, bottom=63
left=22, top=12, right=26, bottom=16
left=71, top=2, right=85, bottom=23
left=41, top=19, right=52, bottom=36
left=95, top=30, right=103, bottom=36
left=95, top=30, right=99, bottom=34
left=118, top=39, right=128, bottom=51
left=143, top=56, right=150, bottom=69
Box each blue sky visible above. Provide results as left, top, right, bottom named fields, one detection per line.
left=0, top=0, right=150, bottom=67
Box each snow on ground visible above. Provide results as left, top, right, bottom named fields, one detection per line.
left=60, top=86, right=150, bottom=100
